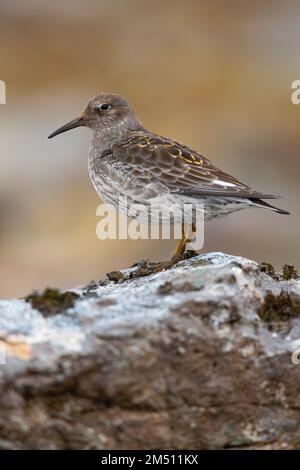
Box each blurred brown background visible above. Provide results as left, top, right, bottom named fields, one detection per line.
left=0, top=0, right=299, bottom=298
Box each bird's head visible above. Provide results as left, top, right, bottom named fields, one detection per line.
left=48, top=93, right=141, bottom=139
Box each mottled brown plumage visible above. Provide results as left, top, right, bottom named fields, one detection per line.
left=113, top=131, right=279, bottom=200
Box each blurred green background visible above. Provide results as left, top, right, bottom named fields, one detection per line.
left=0, top=0, right=299, bottom=298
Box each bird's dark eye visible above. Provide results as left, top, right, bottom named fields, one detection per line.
left=100, top=103, right=111, bottom=111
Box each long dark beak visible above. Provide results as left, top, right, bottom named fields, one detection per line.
left=48, top=116, right=86, bottom=139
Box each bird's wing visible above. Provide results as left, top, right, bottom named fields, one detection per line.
left=113, top=133, right=278, bottom=199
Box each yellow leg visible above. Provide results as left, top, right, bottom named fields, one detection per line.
left=171, top=224, right=191, bottom=262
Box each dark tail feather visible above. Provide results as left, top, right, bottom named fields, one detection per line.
left=251, top=198, right=290, bottom=215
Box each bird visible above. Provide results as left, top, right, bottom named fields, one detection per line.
left=48, top=93, right=289, bottom=275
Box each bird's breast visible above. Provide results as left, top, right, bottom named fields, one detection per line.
left=88, top=153, right=126, bottom=204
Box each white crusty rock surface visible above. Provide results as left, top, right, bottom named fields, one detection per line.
left=0, top=252, right=300, bottom=449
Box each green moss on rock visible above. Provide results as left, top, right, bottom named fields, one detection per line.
left=281, top=264, right=298, bottom=281
left=260, top=262, right=277, bottom=279
left=258, top=291, right=300, bottom=323
left=25, top=288, right=79, bottom=316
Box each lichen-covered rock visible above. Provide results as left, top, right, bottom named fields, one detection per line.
left=0, top=252, right=300, bottom=449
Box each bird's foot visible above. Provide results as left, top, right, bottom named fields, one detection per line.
left=129, top=249, right=198, bottom=279
left=106, top=250, right=198, bottom=283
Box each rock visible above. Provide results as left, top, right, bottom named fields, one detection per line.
left=0, top=252, right=300, bottom=450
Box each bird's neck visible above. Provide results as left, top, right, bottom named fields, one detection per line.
left=92, top=116, right=144, bottom=153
